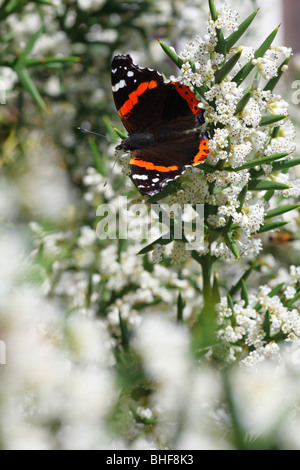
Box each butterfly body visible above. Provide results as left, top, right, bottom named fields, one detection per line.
left=111, top=54, right=209, bottom=195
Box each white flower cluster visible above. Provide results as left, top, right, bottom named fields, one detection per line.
left=214, top=4, right=239, bottom=31
left=77, top=0, right=106, bottom=12
left=0, top=231, right=117, bottom=450
left=0, top=67, right=18, bottom=92
left=32, top=31, right=71, bottom=58
left=162, top=5, right=299, bottom=261
left=132, top=314, right=300, bottom=449
left=217, top=265, right=300, bottom=366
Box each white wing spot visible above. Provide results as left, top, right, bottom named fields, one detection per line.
left=127, top=71, right=134, bottom=77
left=133, top=174, right=148, bottom=180
left=112, top=79, right=127, bottom=92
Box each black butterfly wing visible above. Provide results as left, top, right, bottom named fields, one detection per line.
left=111, top=54, right=202, bottom=134
left=111, top=54, right=209, bottom=195
left=131, top=131, right=209, bottom=195
left=111, top=54, right=165, bottom=134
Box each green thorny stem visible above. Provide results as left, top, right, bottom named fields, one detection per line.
left=192, top=250, right=218, bottom=353
left=200, top=252, right=214, bottom=309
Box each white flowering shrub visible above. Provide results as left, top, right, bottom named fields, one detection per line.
left=134, top=4, right=298, bottom=264
left=1, top=0, right=300, bottom=451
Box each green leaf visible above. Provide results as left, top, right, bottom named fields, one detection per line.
left=214, top=51, right=242, bottom=84
left=0, top=0, right=10, bottom=16
left=227, top=294, right=236, bottom=326
left=285, top=291, right=300, bottom=308
left=26, top=56, right=81, bottom=67
left=208, top=0, right=226, bottom=54
left=248, top=180, right=290, bottom=191
left=32, top=0, right=55, bottom=5
left=14, top=25, right=46, bottom=109
left=241, top=279, right=249, bottom=306
left=17, top=25, right=45, bottom=66
left=227, top=293, right=234, bottom=312
left=225, top=231, right=240, bottom=259
left=177, top=292, right=185, bottom=323
left=112, top=126, right=127, bottom=140
left=137, top=233, right=173, bottom=255
left=195, top=162, right=216, bottom=173
left=235, top=89, right=252, bottom=114
left=272, top=157, right=300, bottom=173
left=250, top=156, right=299, bottom=179
left=254, top=25, right=280, bottom=59
left=208, top=0, right=218, bottom=20
left=213, top=273, right=221, bottom=303
left=272, top=126, right=280, bottom=138
left=230, top=152, right=289, bottom=171
left=215, top=29, right=226, bottom=56
left=257, top=220, right=288, bottom=234
left=263, top=57, right=290, bottom=92
left=223, top=371, right=247, bottom=450
left=232, top=26, right=280, bottom=86
left=263, top=190, right=274, bottom=202
left=225, top=9, right=259, bottom=52
left=195, top=84, right=209, bottom=101
left=15, top=67, right=45, bottom=109
left=259, top=114, right=287, bottom=126
left=254, top=282, right=285, bottom=310
left=265, top=204, right=300, bottom=219
left=158, top=40, right=183, bottom=69
left=263, top=309, right=271, bottom=340
left=88, top=138, right=106, bottom=175
left=119, top=312, right=130, bottom=352
left=237, top=184, right=248, bottom=210
left=254, top=282, right=284, bottom=310
left=269, top=283, right=285, bottom=297
left=147, top=180, right=182, bottom=203
left=229, top=260, right=260, bottom=296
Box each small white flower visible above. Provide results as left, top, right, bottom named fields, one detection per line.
left=0, top=67, right=18, bottom=92
left=254, top=57, right=278, bottom=81
left=152, top=244, right=165, bottom=263
left=240, top=98, right=262, bottom=127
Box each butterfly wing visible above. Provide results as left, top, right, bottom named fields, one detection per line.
left=111, top=54, right=165, bottom=134
left=111, top=54, right=209, bottom=195
left=131, top=131, right=209, bottom=195
left=111, top=54, right=202, bottom=134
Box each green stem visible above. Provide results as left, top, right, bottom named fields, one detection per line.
left=202, top=251, right=213, bottom=308
left=191, top=250, right=218, bottom=352
left=223, top=370, right=247, bottom=450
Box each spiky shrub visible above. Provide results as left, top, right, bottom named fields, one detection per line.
left=114, top=0, right=300, bottom=355
left=2, top=0, right=300, bottom=452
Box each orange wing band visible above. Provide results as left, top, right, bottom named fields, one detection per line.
left=193, top=139, right=209, bottom=164
left=118, top=81, right=158, bottom=120
left=172, top=82, right=201, bottom=115
left=131, top=157, right=179, bottom=172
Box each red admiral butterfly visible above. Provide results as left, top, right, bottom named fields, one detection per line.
left=111, top=54, right=209, bottom=195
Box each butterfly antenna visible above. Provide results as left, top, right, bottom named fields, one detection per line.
left=103, top=151, right=120, bottom=188
left=78, top=127, right=119, bottom=143
left=78, top=127, right=122, bottom=188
